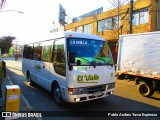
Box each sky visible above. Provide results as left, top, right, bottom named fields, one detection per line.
left=0, top=0, right=110, bottom=44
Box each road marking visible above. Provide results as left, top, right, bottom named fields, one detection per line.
left=21, top=95, right=43, bottom=120
left=21, top=94, right=34, bottom=111
left=6, top=75, right=14, bottom=85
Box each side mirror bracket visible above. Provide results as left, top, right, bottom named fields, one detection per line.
left=68, top=52, right=75, bottom=70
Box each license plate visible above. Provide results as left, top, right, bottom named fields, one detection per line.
left=93, top=91, right=102, bottom=96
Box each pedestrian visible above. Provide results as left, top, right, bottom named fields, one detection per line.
left=0, top=61, right=3, bottom=107
left=15, top=53, right=18, bottom=61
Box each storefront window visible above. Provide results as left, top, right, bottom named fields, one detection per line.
left=139, top=9, right=149, bottom=24
left=112, top=16, right=120, bottom=29
left=132, top=8, right=149, bottom=26
left=84, top=24, right=92, bottom=34
left=76, top=26, right=83, bottom=32
left=132, top=12, right=139, bottom=26
left=98, top=16, right=119, bottom=32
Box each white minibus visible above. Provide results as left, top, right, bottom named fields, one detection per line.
left=22, top=32, right=115, bottom=105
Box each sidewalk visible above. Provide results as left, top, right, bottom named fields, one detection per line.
left=0, top=76, right=37, bottom=120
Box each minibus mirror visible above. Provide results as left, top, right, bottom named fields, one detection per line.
left=68, top=52, right=75, bottom=71
left=77, top=60, right=81, bottom=66
left=68, top=52, right=75, bottom=65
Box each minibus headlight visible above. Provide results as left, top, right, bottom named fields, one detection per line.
left=107, top=82, right=115, bottom=90
left=73, top=88, right=79, bottom=94
left=68, top=88, right=87, bottom=95
left=68, top=88, right=73, bottom=94
left=79, top=88, right=87, bottom=94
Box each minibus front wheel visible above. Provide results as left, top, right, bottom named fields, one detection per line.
left=52, top=84, right=65, bottom=105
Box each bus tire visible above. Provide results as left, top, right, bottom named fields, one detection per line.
left=138, top=83, right=154, bottom=97
left=52, top=84, right=64, bottom=105
left=27, top=72, right=34, bottom=86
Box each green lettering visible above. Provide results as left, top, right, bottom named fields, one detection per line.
left=85, top=75, right=89, bottom=81
left=95, top=74, right=99, bottom=80
left=35, top=65, right=41, bottom=71
left=78, top=74, right=100, bottom=82
left=89, top=75, right=94, bottom=80
left=77, top=76, right=83, bottom=82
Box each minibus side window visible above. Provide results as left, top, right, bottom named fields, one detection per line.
left=52, top=39, right=66, bottom=77
left=23, top=44, right=33, bottom=59
left=33, top=43, right=42, bottom=61
left=42, top=45, right=52, bottom=62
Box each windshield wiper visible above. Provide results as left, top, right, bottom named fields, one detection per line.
left=105, top=63, right=114, bottom=66
left=91, top=61, right=96, bottom=68
left=76, top=57, right=89, bottom=62
left=94, top=57, right=114, bottom=66
left=94, top=57, right=106, bottom=61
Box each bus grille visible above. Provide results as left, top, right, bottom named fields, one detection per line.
left=87, top=85, right=106, bottom=93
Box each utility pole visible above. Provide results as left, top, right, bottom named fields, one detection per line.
left=129, top=0, right=133, bottom=34
left=118, top=0, right=120, bottom=35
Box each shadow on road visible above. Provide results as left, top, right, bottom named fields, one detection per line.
left=7, top=66, right=22, bottom=72
left=5, top=65, right=160, bottom=113
left=25, top=78, right=160, bottom=111
left=150, top=96, right=160, bottom=101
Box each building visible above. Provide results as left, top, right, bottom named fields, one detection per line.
left=64, top=0, right=160, bottom=64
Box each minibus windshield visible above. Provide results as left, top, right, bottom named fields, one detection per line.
left=68, top=38, right=113, bottom=66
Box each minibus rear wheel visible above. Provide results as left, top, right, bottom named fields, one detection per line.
left=27, top=71, right=34, bottom=86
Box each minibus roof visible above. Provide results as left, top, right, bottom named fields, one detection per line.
left=25, top=31, right=105, bottom=44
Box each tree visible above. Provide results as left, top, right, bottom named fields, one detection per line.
left=0, top=36, right=16, bottom=54
left=106, top=0, right=133, bottom=38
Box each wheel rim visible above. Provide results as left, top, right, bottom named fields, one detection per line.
left=55, top=88, right=62, bottom=103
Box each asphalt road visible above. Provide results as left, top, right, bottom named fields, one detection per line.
left=3, top=59, right=160, bottom=120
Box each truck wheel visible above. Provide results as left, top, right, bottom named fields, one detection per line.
left=138, top=83, right=154, bottom=97
left=27, top=72, right=34, bottom=86
left=52, top=84, right=64, bottom=105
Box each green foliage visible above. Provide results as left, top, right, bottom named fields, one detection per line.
left=9, top=46, right=15, bottom=57
left=0, top=36, right=16, bottom=54
left=2, top=54, right=8, bottom=58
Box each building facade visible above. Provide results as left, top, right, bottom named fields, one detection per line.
left=64, top=0, right=160, bottom=64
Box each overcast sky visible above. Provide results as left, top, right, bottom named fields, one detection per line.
left=0, top=0, right=110, bottom=43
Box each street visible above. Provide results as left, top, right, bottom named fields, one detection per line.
left=3, top=58, right=160, bottom=120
